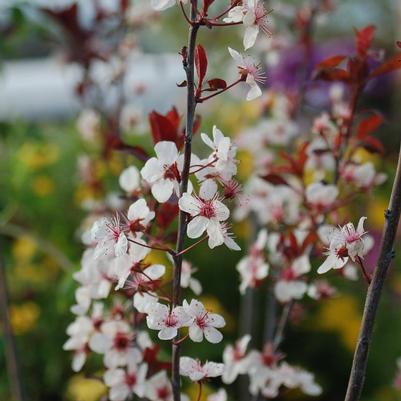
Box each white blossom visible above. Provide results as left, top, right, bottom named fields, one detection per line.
left=180, top=357, right=224, bottom=381
left=318, top=217, right=368, bottom=274
left=179, top=180, right=230, bottom=249
left=183, top=299, right=225, bottom=344
left=146, top=303, right=191, bottom=340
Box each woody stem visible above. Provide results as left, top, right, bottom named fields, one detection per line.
left=171, top=2, right=200, bottom=401
left=344, top=140, right=401, bottom=401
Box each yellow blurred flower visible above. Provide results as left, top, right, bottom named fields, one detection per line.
left=94, top=159, right=107, bottom=179
left=18, top=142, right=59, bottom=169
left=32, top=175, right=55, bottom=197
left=14, top=260, right=58, bottom=285
left=12, top=236, right=37, bottom=262
left=234, top=220, right=251, bottom=241
left=219, top=103, right=259, bottom=133
left=186, top=382, right=213, bottom=401
left=237, top=150, right=254, bottom=181
left=108, top=153, right=124, bottom=176
left=14, top=264, right=45, bottom=285
left=10, top=302, right=40, bottom=335
left=74, top=185, right=100, bottom=206
left=315, top=295, right=361, bottom=351
left=367, top=198, right=388, bottom=230
left=67, top=374, right=107, bottom=401
left=352, top=148, right=379, bottom=165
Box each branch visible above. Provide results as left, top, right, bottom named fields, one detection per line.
left=344, top=142, right=401, bottom=401
left=171, top=2, right=199, bottom=401
left=273, top=301, right=293, bottom=349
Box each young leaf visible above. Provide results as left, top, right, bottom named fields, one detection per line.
left=207, top=78, right=227, bottom=91
left=356, top=113, right=384, bottom=139
left=195, top=44, right=208, bottom=88
left=369, top=54, right=401, bottom=78
left=355, top=25, right=376, bottom=57
left=149, top=108, right=181, bottom=147
left=315, top=55, right=346, bottom=70
left=313, top=68, right=350, bottom=82
left=359, top=136, right=385, bottom=154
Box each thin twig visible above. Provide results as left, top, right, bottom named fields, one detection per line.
left=197, top=78, right=242, bottom=103
left=344, top=142, right=401, bottom=401
left=127, top=237, right=173, bottom=254
left=0, top=244, right=25, bottom=401
left=174, top=236, right=208, bottom=257
left=357, top=256, right=371, bottom=285
left=273, top=302, right=293, bottom=350
left=171, top=2, right=199, bottom=401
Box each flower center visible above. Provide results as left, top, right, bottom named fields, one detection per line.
left=92, top=318, right=103, bottom=330
left=125, top=372, right=137, bottom=387
left=196, top=312, right=208, bottom=329
left=165, top=314, right=178, bottom=327
left=164, top=163, right=180, bottom=181
left=157, top=386, right=171, bottom=400
left=130, top=219, right=145, bottom=233
left=199, top=201, right=216, bottom=218
left=336, top=245, right=349, bottom=259
left=113, top=332, right=130, bottom=351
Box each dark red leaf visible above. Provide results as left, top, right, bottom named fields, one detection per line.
left=149, top=108, right=182, bottom=148
left=313, top=68, right=350, bottom=82
left=348, top=57, right=369, bottom=83
left=359, top=136, right=385, bottom=153
left=202, top=0, right=216, bottom=13
left=192, top=114, right=202, bottom=136
left=397, top=41, right=401, bottom=49
left=288, top=231, right=299, bottom=253
left=120, top=0, right=129, bottom=12
left=315, top=55, right=346, bottom=70
left=261, top=174, right=289, bottom=186
left=156, top=202, right=179, bottom=229
left=356, top=113, right=384, bottom=139
left=301, top=232, right=318, bottom=253
left=355, top=25, right=376, bottom=57
left=195, top=44, right=208, bottom=88
left=207, top=78, right=227, bottom=91
left=369, top=54, right=401, bottom=78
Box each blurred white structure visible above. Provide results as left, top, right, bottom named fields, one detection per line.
left=0, top=54, right=184, bottom=121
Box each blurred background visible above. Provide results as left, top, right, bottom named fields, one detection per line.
left=1, top=1, right=401, bottom=401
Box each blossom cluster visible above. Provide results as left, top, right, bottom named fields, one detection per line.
left=60, top=1, right=401, bottom=401
left=228, top=9, right=398, bottom=398
left=66, top=114, right=244, bottom=399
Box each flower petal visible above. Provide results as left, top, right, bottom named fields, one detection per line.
left=151, top=179, right=174, bottom=203
left=187, top=216, right=208, bottom=238
left=155, top=141, right=178, bottom=165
